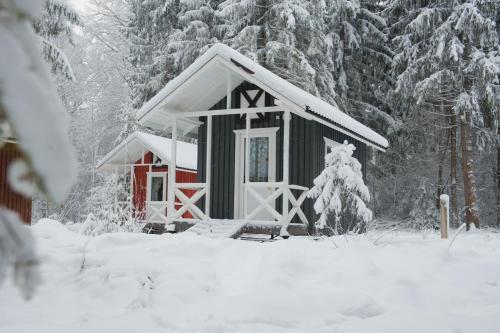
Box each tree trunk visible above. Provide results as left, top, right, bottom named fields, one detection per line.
left=255, top=0, right=268, bottom=64
left=437, top=123, right=448, bottom=210
left=450, top=111, right=459, bottom=226
left=437, top=160, right=443, bottom=209
left=460, top=111, right=480, bottom=230
left=497, top=145, right=500, bottom=226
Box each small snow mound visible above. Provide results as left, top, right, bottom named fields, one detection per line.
left=32, top=219, right=74, bottom=238
left=341, top=301, right=386, bottom=319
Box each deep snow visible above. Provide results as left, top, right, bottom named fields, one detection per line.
left=1, top=219, right=500, bottom=333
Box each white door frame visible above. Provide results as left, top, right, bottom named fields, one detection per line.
left=233, top=127, right=279, bottom=219
left=146, top=171, right=167, bottom=220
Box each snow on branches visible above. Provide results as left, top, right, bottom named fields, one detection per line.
left=308, top=141, right=372, bottom=234
left=0, top=208, right=40, bottom=300
left=0, top=0, right=77, bottom=299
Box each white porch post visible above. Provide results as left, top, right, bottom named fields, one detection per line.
left=244, top=110, right=251, bottom=219
left=129, top=164, right=134, bottom=220
left=281, top=111, right=291, bottom=236
left=167, top=117, right=177, bottom=223
left=205, top=115, right=212, bottom=220
left=114, top=165, right=118, bottom=217
left=226, top=70, right=232, bottom=110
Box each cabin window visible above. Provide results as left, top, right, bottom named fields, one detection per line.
left=147, top=172, right=166, bottom=202
left=248, top=137, right=270, bottom=182
left=151, top=177, right=163, bottom=201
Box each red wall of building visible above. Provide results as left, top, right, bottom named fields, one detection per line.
left=0, top=142, right=32, bottom=224
left=132, top=152, right=197, bottom=220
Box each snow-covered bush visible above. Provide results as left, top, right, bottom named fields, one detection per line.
left=308, top=141, right=372, bottom=234
left=0, top=0, right=76, bottom=299
left=80, top=174, right=141, bottom=236
left=408, top=182, right=440, bottom=230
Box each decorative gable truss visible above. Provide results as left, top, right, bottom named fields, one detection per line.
left=240, top=89, right=266, bottom=120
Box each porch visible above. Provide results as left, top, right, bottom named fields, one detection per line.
left=159, top=106, right=311, bottom=237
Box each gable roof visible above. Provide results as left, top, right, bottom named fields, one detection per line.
left=96, top=132, right=197, bottom=172
left=137, top=43, right=388, bottom=150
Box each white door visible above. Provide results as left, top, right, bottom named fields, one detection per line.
left=234, top=128, right=277, bottom=220
left=147, top=172, right=167, bottom=222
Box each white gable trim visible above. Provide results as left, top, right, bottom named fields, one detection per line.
left=137, top=44, right=388, bottom=151
left=324, top=137, right=342, bottom=155
left=96, top=132, right=198, bottom=172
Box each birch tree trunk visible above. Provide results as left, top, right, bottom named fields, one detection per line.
left=460, top=110, right=480, bottom=230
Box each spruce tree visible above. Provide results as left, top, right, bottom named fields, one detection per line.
left=388, top=0, right=499, bottom=229
left=33, top=0, right=81, bottom=79
left=308, top=141, right=372, bottom=234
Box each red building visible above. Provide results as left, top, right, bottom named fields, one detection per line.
left=97, top=132, right=197, bottom=224
left=0, top=140, right=32, bottom=224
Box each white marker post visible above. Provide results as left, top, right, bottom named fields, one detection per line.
left=439, top=194, right=449, bottom=239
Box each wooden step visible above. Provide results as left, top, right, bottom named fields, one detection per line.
left=186, top=219, right=247, bottom=239
left=142, top=223, right=167, bottom=234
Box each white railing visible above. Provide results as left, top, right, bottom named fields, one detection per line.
left=172, top=183, right=207, bottom=221
left=114, top=181, right=307, bottom=227
left=245, top=182, right=309, bottom=225
left=245, top=182, right=283, bottom=221
left=286, top=184, right=309, bottom=225
left=146, top=200, right=169, bottom=223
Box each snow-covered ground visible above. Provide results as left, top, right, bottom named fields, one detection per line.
left=1, top=220, right=500, bottom=333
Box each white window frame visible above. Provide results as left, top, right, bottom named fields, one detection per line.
left=146, top=172, right=167, bottom=203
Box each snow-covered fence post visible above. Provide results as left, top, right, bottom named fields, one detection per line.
left=439, top=194, right=449, bottom=239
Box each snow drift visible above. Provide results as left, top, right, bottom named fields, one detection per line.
left=1, top=219, right=500, bottom=333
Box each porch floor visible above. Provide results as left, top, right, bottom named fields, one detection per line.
left=143, top=219, right=309, bottom=237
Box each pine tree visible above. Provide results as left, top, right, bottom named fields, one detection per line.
left=388, top=0, right=499, bottom=229
left=127, top=0, right=219, bottom=108
left=219, top=2, right=344, bottom=100
left=323, top=0, right=394, bottom=123
left=308, top=141, right=372, bottom=234
left=33, top=0, right=81, bottom=79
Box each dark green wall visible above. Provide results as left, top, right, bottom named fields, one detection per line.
left=197, top=82, right=368, bottom=232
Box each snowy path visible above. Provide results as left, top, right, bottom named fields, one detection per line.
left=1, top=220, right=500, bottom=333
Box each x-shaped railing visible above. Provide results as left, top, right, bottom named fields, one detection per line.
left=246, top=182, right=284, bottom=221
left=146, top=201, right=169, bottom=223
left=285, top=185, right=309, bottom=225
left=172, top=183, right=207, bottom=221
left=245, top=182, right=309, bottom=225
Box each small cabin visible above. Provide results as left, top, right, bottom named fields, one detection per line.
left=0, top=138, right=32, bottom=224
left=135, top=44, right=388, bottom=237
left=96, top=132, right=197, bottom=225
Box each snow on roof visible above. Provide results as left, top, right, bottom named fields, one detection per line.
left=137, top=43, right=389, bottom=150
left=96, top=132, right=197, bottom=172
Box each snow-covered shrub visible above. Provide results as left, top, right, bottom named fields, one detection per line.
left=81, top=174, right=141, bottom=236
left=407, top=182, right=439, bottom=230
left=308, top=141, right=372, bottom=234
